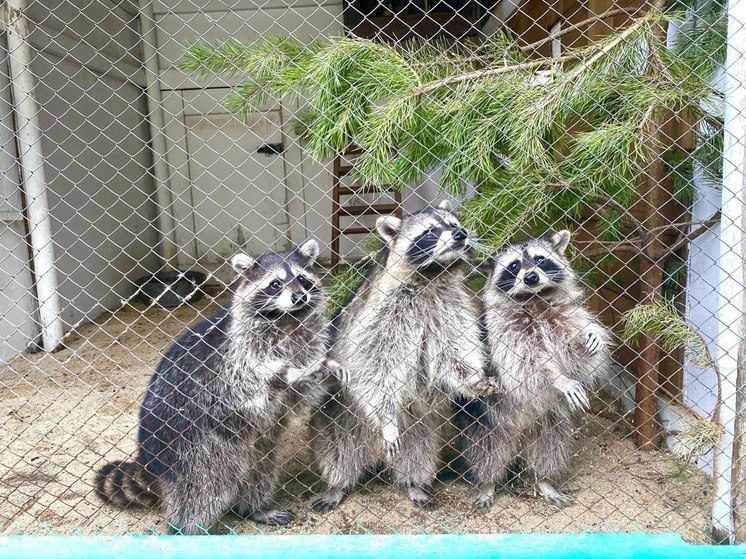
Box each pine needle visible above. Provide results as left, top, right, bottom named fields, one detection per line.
left=326, top=236, right=383, bottom=316
left=622, top=299, right=713, bottom=368
left=670, top=415, right=724, bottom=461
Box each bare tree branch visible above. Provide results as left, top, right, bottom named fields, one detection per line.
left=667, top=211, right=721, bottom=254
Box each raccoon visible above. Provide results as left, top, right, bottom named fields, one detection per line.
left=310, top=200, right=494, bottom=513
left=456, top=230, right=612, bottom=509
left=96, top=240, right=347, bottom=534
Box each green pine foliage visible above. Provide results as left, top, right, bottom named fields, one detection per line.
left=183, top=4, right=721, bottom=251
left=622, top=298, right=713, bottom=368
left=325, top=235, right=383, bottom=316
left=183, top=1, right=726, bottom=374
left=664, top=149, right=696, bottom=205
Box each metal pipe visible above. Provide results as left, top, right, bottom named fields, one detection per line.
left=137, top=0, right=177, bottom=267
left=4, top=0, right=63, bottom=352
left=712, top=0, right=746, bottom=543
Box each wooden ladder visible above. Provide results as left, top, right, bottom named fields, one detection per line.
left=331, top=147, right=403, bottom=271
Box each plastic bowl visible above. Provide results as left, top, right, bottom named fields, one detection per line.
left=134, top=271, right=207, bottom=307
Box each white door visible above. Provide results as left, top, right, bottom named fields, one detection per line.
left=164, top=89, right=292, bottom=274
left=0, top=32, right=38, bottom=362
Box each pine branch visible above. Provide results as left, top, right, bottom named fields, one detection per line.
left=666, top=211, right=722, bottom=254
left=519, top=7, right=648, bottom=53
left=583, top=243, right=642, bottom=259
left=410, top=56, right=576, bottom=97
left=644, top=213, right=722, bottom=239
left=622, top=298, right=714, bottom=368
left=413, top=9, right=659, bottom=99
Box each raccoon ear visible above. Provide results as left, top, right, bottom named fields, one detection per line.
left=297, top=239, right=320, bottom=262
left=231, top=253, right=255, bottom=273
left=437, top=199, right=453, bottom=212
left=549, top=230, right=571, bottom=253
left=376, top=216, right=402, bottom=242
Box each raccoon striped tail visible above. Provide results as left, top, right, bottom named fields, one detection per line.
left=95, top=460, right=160, bottom=508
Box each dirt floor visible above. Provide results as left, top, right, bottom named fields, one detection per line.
left=0, top=290, right=713, bottom=541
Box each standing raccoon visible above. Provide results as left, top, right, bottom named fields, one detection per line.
left=457, top=230, right=612, bottom=509
left=96, top=240, right=347, bottom=534
left=311, top=200, right=493, bottom=513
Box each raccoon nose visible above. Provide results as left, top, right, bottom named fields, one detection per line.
left=524, top=271, right=540, bottom=286
left=453, top=227, right=467, bottom=241
left=291, top=292, right=307, bottom=305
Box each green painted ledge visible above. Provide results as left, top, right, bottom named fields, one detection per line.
left=0, top=533, right=744, bottom=559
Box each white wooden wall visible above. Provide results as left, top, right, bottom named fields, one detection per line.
left=152, top=0, right=443, bottom=272
left=0, top=0, right=160, bottom=361
left=0, top=32, right=37, bottom=362
left=28, top=0, right=160, bottom=330
left=153, top=0, right=344, bottom=272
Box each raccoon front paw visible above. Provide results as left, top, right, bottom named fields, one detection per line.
left=584, top=331, right=602, bottom=356
left=538, top=481, right=574, bottom=508
left=323, top=358, right=349, bottom=385
left=406, top=484, right=436, bottom=510
left=382, top=423, right=401, bottom=461
left=547, top=492, right=574, bottom=508
left=474, top=376, right=500, bottom=396
left=384, top=437, right=401, bottom=461
left=561, top=380, right=589, bottom=411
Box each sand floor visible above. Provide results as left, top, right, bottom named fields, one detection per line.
left=0, top=291, right=713, bottom=541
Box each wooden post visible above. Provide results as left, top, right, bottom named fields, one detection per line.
left=632, top=13, right=670, bottom=451
left=331, top=155, right=343, bottom=272
left=587, top=0, right=613, bottom=42
left=633, top=145, right=668, bottom=451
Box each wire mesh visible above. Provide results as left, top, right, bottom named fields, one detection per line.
left=0, top=0, right=737, bottom=543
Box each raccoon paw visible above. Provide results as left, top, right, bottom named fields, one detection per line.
left=543, top=491, right=574, bottom=509
left=384, top=438, right=401, bottom=461
left=250, top=509, right=295, bottom=526
left=474, top=377, right=500, bottom=396
left=411, top=494, right=436, bottom=511
left=584, top=331, right=602, bottom=356
left=406, top=484, right=435, bottom=510
left=382, top=422, right=401, bottom=461
left=323, top=359, right=349, bottom=385
left=472, top=493, right=494, bottom=511
left=561, top=380, right=589, bottom=411
left=311, top=498, right=340, bottom=514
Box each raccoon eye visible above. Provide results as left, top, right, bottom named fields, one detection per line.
left=298, top=275, right=312, bottom=289
left=508, top=261, right=520, bottom=272
left=269, top=280, right=281, bottom=290
left=535, top=255, right=545, bottom=263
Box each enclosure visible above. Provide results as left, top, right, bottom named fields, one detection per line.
left=0, top=0, right=745, bottom=554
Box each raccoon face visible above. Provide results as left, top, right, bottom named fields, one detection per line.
left=489, top=230, right=572, bottom=300
left=376, top=200, right=472, bottom=269
left=230, top=239, right=323, bottom=318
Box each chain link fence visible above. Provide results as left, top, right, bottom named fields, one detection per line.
left=0, top=0, right=740, bottom=543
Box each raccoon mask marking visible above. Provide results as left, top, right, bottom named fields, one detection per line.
left=490, top=230, right=575, bottom=302
left=231, top=239, right=323, bottom=319
left=377, top=199, right=472, bottom=276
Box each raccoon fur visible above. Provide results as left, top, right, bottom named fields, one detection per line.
left=456, top=230, right=612, bottom=509
left=310, top=200, right=494, bottom=513
left=96, top=240, right=347, bottom=534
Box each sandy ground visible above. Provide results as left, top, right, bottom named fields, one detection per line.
left=0, top=290, right=712, bottom=541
